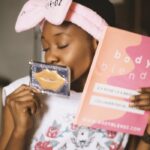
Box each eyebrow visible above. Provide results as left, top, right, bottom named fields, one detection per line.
left=41, top=36, right=47, bottom=43
left=54, top=32, right=65, bottom=37
left=41, top=32, right=70, bottom=40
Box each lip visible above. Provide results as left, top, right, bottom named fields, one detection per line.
left=34, top=69, right=65, bottom=91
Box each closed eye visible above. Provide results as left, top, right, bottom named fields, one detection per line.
left=57, top=44, right=69, bottom=49
left=42, top=48, right=49, bottom=52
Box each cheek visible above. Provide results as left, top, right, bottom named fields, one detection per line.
left=74, top=55, right=92, bottom=79
left=65, top=48, right=93, bottom=81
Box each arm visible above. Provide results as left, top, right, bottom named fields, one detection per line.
left=127, top=135, right=150, bottom=150
left=0, top=105, right=14, bottom=149
left=136, top=126, right=150, bottom=150
left=136, top=140, right=150, bottom=150
left=126, top=127, right=150, bottom=150
left=125, top=135, right=140, bottom=150
left=127, top=128, right=150, bottom=150
left=5, top=128, right=29, bottom=150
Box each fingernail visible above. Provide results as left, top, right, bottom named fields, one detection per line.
left=130, top=96, right=135, bottom=101
left=31, top=110, right=34, bottom=114
left=137, top=89, right=142, bottom=93
left=129, top=102, right=135, bottom=107
left=40, top=103, right=44, bottom=108
left=32, top=88, right=40, bottom=93
left=31, top=92, right=34, bottom=96
left=23, top=109, right=27, bottom=113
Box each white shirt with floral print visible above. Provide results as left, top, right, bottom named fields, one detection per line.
left=2, top=76, right=129, bottom=150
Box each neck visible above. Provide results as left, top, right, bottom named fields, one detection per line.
left=71, top=69, right=89, bottom=92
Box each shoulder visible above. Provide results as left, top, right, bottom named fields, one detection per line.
left=2, top=76, right=30, bottom=105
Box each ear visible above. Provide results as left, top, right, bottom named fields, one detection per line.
left=92, top=38, right=98, bottom=52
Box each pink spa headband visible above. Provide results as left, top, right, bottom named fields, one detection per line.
left=15, top=0, right=108, bottom=40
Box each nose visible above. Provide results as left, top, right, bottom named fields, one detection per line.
left=45, top=50, right=60, bottom=64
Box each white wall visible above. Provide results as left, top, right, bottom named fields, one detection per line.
left=0, top=0, right=35, bottom=82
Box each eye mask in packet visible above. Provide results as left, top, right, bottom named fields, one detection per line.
left=29, top=61, right=70, bottom=96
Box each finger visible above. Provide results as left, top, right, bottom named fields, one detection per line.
left=15, top=94, right=41, bottom=111
left=8, top=90, right=41, bottom=109
left=8, top=85, right=31, bottom=101
left=135, top=105, right=150, bottom=111
left=129, top=99, right=150, bottom=107
left=11, top=84, right=30, bottom=95
left=15, top=101, right=37, bottom=115
left=8, top=100, right=16, bottom=114
left=32, top=93, right=42, bottom=109
left=12, top=86, right=40, bottom=99
left=139, top=87, right=150, bottom=93
left=130, top=94, right=150, bottom=102
left=7, top=94, right=41, bottom=113
left=12, top=89, right=33, bottom=98
left=6, top=85, right=31, bottom=103
left=129, top=94, right=150, bottom=110
left=30, top=87, right=40, bottom=94
left=7, top=92, right=33, bottom=105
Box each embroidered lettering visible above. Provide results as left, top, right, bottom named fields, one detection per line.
left=49, top=0, right=63, bottom=7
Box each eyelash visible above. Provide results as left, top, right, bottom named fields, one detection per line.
left=58, top=44, right=68, bottom=49
left=42, top=48, right=49, bottom=52
left=42, top=44, right=69, bottom=52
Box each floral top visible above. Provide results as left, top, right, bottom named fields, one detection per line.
left=2, top=76, right=129, bottom=150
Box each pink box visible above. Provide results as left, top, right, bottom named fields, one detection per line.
left=74, top=27, right=150, bottom=136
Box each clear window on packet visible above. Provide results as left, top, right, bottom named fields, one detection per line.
left=29, top=61, right=70, bottom=96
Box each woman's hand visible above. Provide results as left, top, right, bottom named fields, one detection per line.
left=6, top=84, right=41, bottom=135
left=129, top=87, right=150, bottom=111
left=129, top=87, right=150, bottom=133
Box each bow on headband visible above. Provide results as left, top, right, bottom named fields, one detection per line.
left=15, top=0, right=108, bottom=40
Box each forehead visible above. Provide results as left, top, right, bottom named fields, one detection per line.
left=41, top=21, right=90, bottom=39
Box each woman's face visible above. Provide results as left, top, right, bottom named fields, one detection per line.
left=41, top=21, right=97, bottom=82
